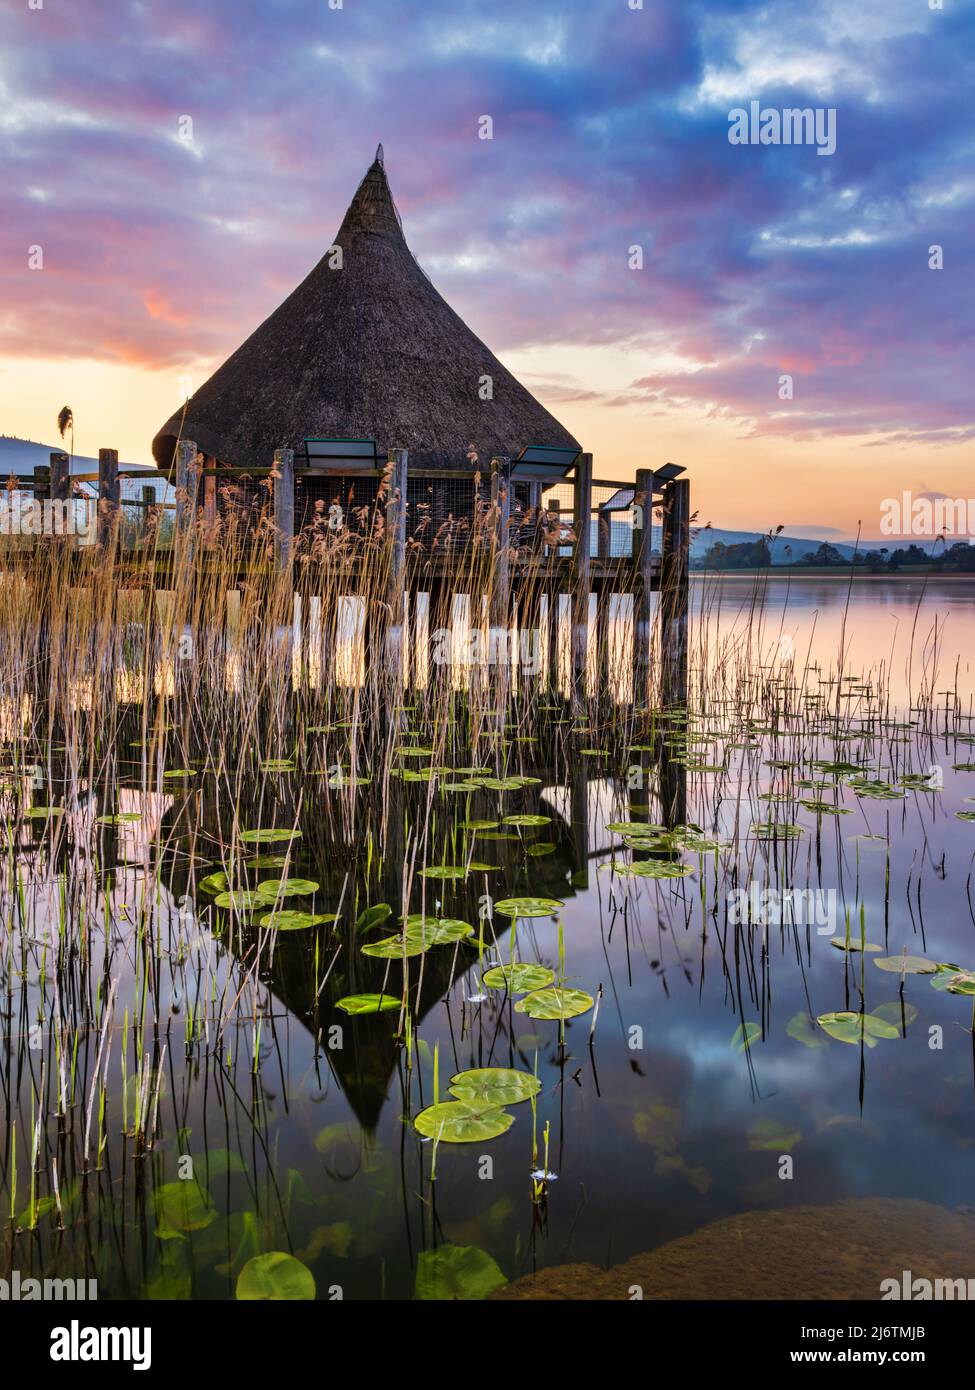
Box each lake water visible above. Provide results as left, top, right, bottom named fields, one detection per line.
left=4, top=575, right=975, bottom=1300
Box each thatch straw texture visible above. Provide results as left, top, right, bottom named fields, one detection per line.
left=153, top=148, right=579, bottom=473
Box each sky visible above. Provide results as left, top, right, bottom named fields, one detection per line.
left=0, top=0, right=972, bottom=540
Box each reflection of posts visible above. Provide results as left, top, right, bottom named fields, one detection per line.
left=661, top=478, right=689, bottom=709
left=571, top=753, right=589, bottom=888
left=548, top=589, right=561, bottom=697
left=632, top=468, right=655, bottom=710
left=659, top=732, right=687, bottom=829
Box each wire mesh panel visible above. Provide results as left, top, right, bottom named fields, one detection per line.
left=295, top=474, right=382, bottom=541
left=406, top=475, right=481, bottom=553
left=216, top=476, right=270, bottom=540
left=540, top=480, right=664, bottom=558
left=540, top=481, right=577, bottom=556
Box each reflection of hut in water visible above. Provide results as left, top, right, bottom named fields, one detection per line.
left=155, top=769, right=580, bottom=1131
left=236, top=790, right=582, bottom=1133
left=150, top=743, right=684, bottom=1130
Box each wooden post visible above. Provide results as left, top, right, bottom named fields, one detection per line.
left=48, top=452, right=70, bottom=548
left=546, top=497, right=562, bottom=696
left=571, top=451, right=593, bottom=708
left=174, top=439, right=199, bottom=538
left=49, top=452, right=69, bottom=502
left=527, top=479, right=543, bottom=550
left=203, top=459, right=218, bottom=533
left=661, top=477, right=689, bottom=709
left=273, top=447, right=295, bottom=571
left=139, top=485, right=155, bottom=547
left=632, top=468, right=655, bottom=710
left=385, top=447, right=408, bottom=681
left=97, top=448, right=119, bottom=548
left=596, top=502, right=610, bottom=559
left=32, top=464, right=50, bottom=501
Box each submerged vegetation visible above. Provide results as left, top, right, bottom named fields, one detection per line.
left=1, top=514, right=974, bottom=1299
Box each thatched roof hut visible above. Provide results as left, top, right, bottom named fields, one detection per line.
left=152, top=147, right=579, bottom=474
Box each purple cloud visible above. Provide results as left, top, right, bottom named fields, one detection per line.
left=0, top=0, right=971, bottom=445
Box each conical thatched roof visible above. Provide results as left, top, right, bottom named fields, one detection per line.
left=152, top=147, right=580, bottom=473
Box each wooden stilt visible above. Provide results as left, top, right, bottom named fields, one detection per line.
left=632, top=467, right=655, bottom=710
left=571, top=451, right=593, bottom=710
left=97, top=448, right=120, bottom=550
left=203, top=458, right=218, bottom=542
left=49, top=451, right=70, bottom=503
left=661, top=477, right=690, bottom=709
left=174, top=440, right=197, bottom=528
left=273, top=447, right=295, bottom=572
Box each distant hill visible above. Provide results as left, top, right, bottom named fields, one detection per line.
left=0, top=436, right=171, bottom=503
left=692, top=527, right=902, bottom=563
left=0, top=435, right=154, bottom=479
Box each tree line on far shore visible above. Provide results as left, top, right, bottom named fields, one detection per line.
left=693, top=538, right=975, bottom=572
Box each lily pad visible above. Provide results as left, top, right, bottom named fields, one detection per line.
left=153, top=1180, right=216, bottom=1236
left=482, top=962, right=556, bottom=993
left=335, top=993, right=400, bottom=1015
left=236, top=1252, right=315, bottom=1301
left=356, top=903, right=393, bottom=932
left=413, top=1101, right=513, bottom=1143
left=873, top=955, right=937, bottom=975
left=748, top=1118, right=802, bottom=1152
left=361, top=935, right=427, bottom=959
left=786, top=1012, right=828, bottom=1049
left=731, top=1021, right=762, bottom=1052
left=240, top=828, right=302, bottom=844
left=260, top=910, right=336, bottom=931
left=198, top=871, right=229, bottom=895
left=615, top=859, right=694, bottom=879
left=872, top=1001, right=919, bottom=1027
left=817, top=1011, right=900, bottom=1047
left=414, top=1244, right=507, bottom=1300
left=448, top=1068, right=542, bottom=1106
left=514, top=987, right=593, bottom=1021
left=495, top=897, right=563, bottom=919
left=213, top=890, right=267, bottom=913
left=256, top=877, right=320, bottom=898
left=402, top=915, right=475, bottom=946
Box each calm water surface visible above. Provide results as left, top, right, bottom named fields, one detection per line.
left=5, top=576, right=975, bottom=1299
